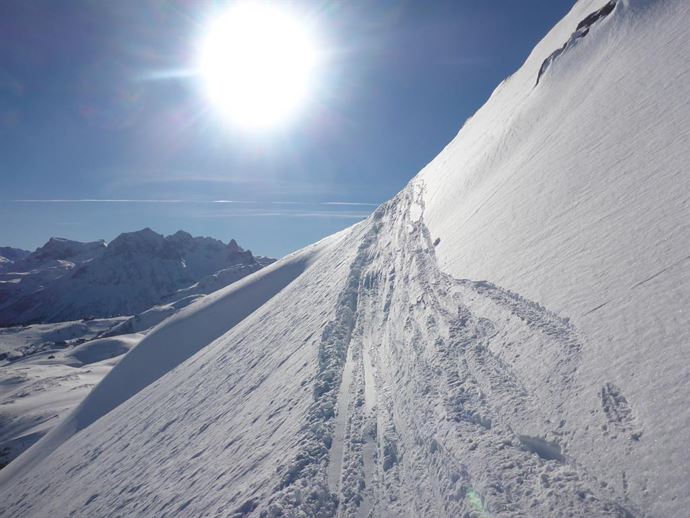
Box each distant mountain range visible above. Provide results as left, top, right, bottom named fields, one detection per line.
left=0, top=229, right=274, bottom=324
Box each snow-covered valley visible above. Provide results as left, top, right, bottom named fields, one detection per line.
left=0, top=0, right=688, bottom=516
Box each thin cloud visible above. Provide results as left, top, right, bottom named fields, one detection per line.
left=321, top=201, right=379, bottom=206
left=7, top=199, right=378, bottom=220
left=12, top=199, right=190, bottom=203
left=212, top=200, right=259, bottom=204
left=196, top=211, right=370, bottom=219
left=10, top=199, right=380, bottom=206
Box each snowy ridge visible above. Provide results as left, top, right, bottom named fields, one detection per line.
left=0, top=0, right=688, bottom=515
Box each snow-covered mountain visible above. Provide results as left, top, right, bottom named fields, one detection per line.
left=0, top=238, right=105, bottom=307
left=0, top=229, right=270, bottom=324
left=1, top=0, right=688, bottom=516
left=17, top=237, right=106, bottom=268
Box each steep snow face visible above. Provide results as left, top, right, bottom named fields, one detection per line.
left=419, top=0, right=690, bottom=513
left=0, top=229, right=265, bottom=324
left=1, top=0, right=688, bottom=516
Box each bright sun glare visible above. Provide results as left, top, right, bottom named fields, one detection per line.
left=198, top=2, right=318, bottom=130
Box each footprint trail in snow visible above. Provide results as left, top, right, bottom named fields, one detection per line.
left=267, top=182, right=639, bottom=517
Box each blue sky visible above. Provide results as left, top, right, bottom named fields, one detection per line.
left=0, top=0, right=575, bottom=258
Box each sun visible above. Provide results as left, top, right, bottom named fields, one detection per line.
left=198, top=2, right=319, bottom=130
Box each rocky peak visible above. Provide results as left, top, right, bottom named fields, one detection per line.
left=0, top=247, right=30, bottom=263
left=105, top=228, right=166, bottom=257
left=30, top=237, right=106, bottom=262
left=226, top=238, right=242, bottom=254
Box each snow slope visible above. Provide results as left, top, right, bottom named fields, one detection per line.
left=1, top=0, right=688, bottom=516
left=0, top=232, right=335, bottom=483
left=0, top=321, right=139, bottom=467
left=419, top=0, right=690, bottom=513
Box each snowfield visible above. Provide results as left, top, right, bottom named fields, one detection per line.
left=0, top=320, right=138, bottom=467
left=1, top=0, right=688, bottom=516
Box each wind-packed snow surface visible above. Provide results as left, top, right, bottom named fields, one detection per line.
left=1, top=0, right=688, bottom=516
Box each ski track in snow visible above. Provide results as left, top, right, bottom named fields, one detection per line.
left=263, top=182, right=639, bottom=517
